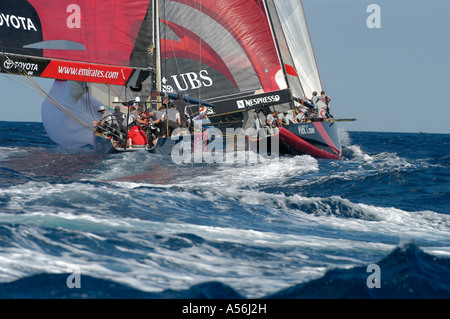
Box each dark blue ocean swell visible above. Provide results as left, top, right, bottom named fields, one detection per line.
left=0, top=122, right=449, bottom=299
left=0, top=122, right=57, bottom=149
left=0, top=243, right=448, bottom=299
left=286, top=131, right=450, bottom=215
left=267, top=242, right=450, bottom=299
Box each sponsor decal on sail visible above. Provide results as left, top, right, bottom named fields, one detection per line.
left=0, top=55, right=49, bottom=76
left=40, top=60, right=133, bottom=85
left=0, top=12, right=38, bottom=31
left=164, top=70, right=214, bottom=92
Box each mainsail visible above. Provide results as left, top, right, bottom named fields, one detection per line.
left=159, top=0, right=324, bottom=119
left=160, top=0, right=285, bottom=100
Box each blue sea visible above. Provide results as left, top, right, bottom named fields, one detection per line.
left=0, top=121, right=449, bottom=303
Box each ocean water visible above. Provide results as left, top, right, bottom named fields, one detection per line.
left=0, top=121, right=449, bottom=300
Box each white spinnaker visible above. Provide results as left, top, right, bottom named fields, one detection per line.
left=41, top=80, right=101, bottom=149
left=41, top=80, right=143, bottom=149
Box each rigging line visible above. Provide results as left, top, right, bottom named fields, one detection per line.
left=22, top=73, right=95, bottom=132
left=170, top=37, right=182, bottom=91
left=107, top=83, right=135, bottom=107
left=0, top=45, right=93, bottom=131
left=164, top=4, right=183, bottom=94
left=34, top=80, right=93, bottom=122
left=107, top=84, right=124, bottom=101
left=0, top=72, right=43, bottom=94
left=0, top=50, right=86, bottom=124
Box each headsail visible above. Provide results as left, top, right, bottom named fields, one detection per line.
left=269, top=0, right=323, bottom=98
left=1, top=0, right=153, bottom=86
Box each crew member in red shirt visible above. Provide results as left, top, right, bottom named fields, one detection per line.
left=126, top=125, right=148, bottom=148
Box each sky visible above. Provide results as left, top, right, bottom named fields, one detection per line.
left=1, top=0, right=449, bottom=133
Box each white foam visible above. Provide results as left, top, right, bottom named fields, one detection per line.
left=1, top=146, right=448, bottom=298
left=338, top=128, right=352, bottom=147
left=178, top=155, right=318, bottom=189
left=346, top=145, right=374, bottom=162
left=0, top=214, right=395, bottom=297
left=1, top=192, right=448, bottom=298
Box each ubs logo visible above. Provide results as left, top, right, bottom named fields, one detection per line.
left=165, top=70, right=213, bottom=92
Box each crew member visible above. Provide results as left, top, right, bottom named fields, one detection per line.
left=126, top=125, right=148, bottom=148
left=172, top=93, right=189, bottom=128
left=93, top=105, right=116, bottom=132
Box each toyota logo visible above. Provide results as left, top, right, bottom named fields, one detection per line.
left=3, top=59, right=15, bottom=70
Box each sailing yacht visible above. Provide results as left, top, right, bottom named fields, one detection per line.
left=0, top=0, right=344, bottom=160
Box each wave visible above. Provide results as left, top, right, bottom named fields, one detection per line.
left=267, top=242, right=450, bottom=299
left=1, top=243, right=448, bottom=299
left=0, top=167, right=34, bottom=187
left=2, top=169, right=448, bottom=238
left=1, top=182, right=448, bottom=298
left=1, top=128, right=449, bottom=299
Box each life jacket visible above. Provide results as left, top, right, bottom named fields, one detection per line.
left=128, top=126, right=148, bottom=145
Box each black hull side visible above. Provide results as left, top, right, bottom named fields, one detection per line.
left=93, top=121, right=341, bottom=160
left=278, top=121, right=342, bottom=159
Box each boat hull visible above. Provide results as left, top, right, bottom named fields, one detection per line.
left=93, top=134, right=116, bottom=154
left=93, top=134, right=150, bottom=154
left=278, top=121, right=341, bottom=159
left=93, top=132, right=210, bottom=156
left=93, top=121, right=342, bottom=160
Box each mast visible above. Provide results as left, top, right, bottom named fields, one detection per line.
left=155, top=0, right=162, bottom=96
left=150, top=0, right=161, bottom=112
